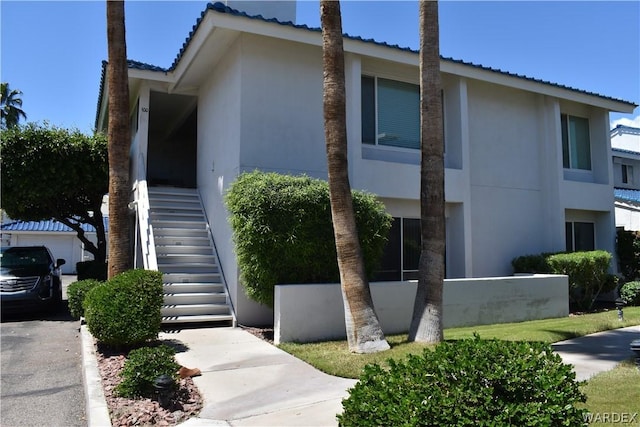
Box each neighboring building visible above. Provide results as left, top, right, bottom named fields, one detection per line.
left=611, top=125, right=640, bottom=231
left=95, top=1, right=637, bottom=325
left=1, top=219, right=109, bottom=274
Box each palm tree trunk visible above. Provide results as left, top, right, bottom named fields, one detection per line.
left=409, top=0, right=445, bottom=343
left=106, top=0, right=131, bottom=278
left=320, top=0, right=389, bottom=354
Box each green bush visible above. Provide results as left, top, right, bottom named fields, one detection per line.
left=338, top=335, right=586, bottom=426
left=84, top=269, right=164, bottom=348
left=547, top=251, right=614, bottom=312
left=76, top=260, right=108, bottom=281
left=620, top=281, right=640, bottom=306
left=225, top=171, right=392, bottom=307
left=511, top=253, right=555, bottom=274
left=616, top=229, right=640, bottom=282
left=115, top=344, right=180, bottom=398
left=67, top=279, right=103, bottom=319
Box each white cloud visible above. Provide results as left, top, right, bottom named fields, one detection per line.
left=611, top=115, right=640, bottom=129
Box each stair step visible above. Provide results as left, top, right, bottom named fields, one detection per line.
left=153, top=228, right=209, bottom=238
left=157, top=254, right=217, bottom=265
left=156, top=245, right=214, bottom=255
left=154, top=236, right=211, bottom=247
left=164, top=293, right=228, bottom=305
left=148, top=186, right=198, bottom=195
left=164, top=282, right=225, bottom=293
left=161, top=303, right=231, bottom=317
left=161, top=314, right=234, bottom=325
left=158, top=265, right=219, bottom=275
left=151, top=212, right=205, bottom=221
left=163, top=272, right=221, bottom=283
left=152, top=220, right=207, bottom=229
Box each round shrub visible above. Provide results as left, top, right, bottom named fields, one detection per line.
left=84, top=269, right=164, bottom=348
left=338, top=335, right=587, bottom=426
left=620, top=281, right=640, bottom=306
left=67, top=279, right=103, bottom=319
left=115, top=344, right=180, bottom=398
left=225, top=171, right=392, bottom=307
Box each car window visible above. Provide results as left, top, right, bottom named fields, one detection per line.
left=0, top=248, right=51, bottom=268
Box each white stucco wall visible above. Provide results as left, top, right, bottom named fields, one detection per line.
left=274, top=275, right=569, bottom=344
left=183, top=32, right=618, bottom=324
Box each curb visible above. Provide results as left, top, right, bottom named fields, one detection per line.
left=80, top=324, right=112, bottom=427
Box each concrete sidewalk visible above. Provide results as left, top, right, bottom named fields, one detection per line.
left=552, top=324, right=640, bottom=381
left=82, top=324, right=640, bottom=426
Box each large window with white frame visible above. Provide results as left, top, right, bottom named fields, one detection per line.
left=565, top=221, right=595, bottom=252
left=362, top=76, right=420, bottom=150
left=561, top=114, right=591, bottom=171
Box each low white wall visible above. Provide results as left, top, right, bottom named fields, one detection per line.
left=274, top=274, right=568, bottom=344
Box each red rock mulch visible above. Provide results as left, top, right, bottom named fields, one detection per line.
left=95, top=344, right=203, bottom=427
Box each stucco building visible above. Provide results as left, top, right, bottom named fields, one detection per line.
left=95, top=1, right=637, bottom=325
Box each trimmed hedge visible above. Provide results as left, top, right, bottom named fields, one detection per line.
left=116, top=344, right=180, bottom=399
left=616, top=229, right=640, bottom=282
left=83, top=269, right=164, bottom=348
left=225, top=171, right=392, bottom=307
left=547, top=251, right=615, bottom=311
left=338, top=335, right=586, bottom=426
left=620, top=281, right=640, bottom=306
left=513, top=250, right=615, bottom=311
left=67, top=279, right=103, bottom=319
left=511, top=253, right=554, bottom=274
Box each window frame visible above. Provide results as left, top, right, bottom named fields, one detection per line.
left=373, top=217, right=421, bottom=281
left=561, top=113, right=592, bottom=171
left=622, top=164, right=633, bottom=185
left=565, top=221, right=595, bottom=252
left=361, top=75, right=421, bottom=151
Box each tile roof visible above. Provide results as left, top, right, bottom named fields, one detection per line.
left=615, top=188, right=640, bottom=204
left=612, top=147, right=640, bottom=156
left=95, top=1, right=637, bottom=128
left=1, top=218, right=109, bottom=233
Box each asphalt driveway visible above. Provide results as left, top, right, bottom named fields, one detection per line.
left=1, top=275, right=86, bottom=427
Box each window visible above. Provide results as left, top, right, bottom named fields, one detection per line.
left=362, top=76, right=420, bottom=150
left=373, top=217, right=421, bottom=281
left=622, top=164, right=634, bottom=184
left=565, top=222, right=595, bottom=252
left=561, top=114, right=591, bottom=170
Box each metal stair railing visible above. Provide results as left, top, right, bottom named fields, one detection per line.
left=133, top=153, right=158, bottom=271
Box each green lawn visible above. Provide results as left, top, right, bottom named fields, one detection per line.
left=279, top=307, right=640, bottom=423
left=278, top=307, right=640, bottom=379
left=580, top=359, right=640, bottom=425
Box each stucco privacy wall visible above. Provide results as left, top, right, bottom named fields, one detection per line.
left=274, top=275, right=569, bottom=344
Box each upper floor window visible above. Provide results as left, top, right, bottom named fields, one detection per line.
left=362, top=76, right=420, bottom=150
left=622, top=164, right=634, bottom=185
left=561, top=114, right=591, bottom=170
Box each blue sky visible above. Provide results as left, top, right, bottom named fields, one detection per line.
left=1, top=1, right=639, bottom=134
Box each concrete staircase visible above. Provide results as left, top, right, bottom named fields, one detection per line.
left=148, top=186, right=234, bottom=325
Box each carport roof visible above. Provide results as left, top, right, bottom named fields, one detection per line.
left=615, top=188, right=640, bottom=204
left=1, top=218, right=109, bottom=233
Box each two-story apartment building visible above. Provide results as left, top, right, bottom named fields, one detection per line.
left=95, top=1, right=637, bottom=325
left=611, top=125, right=640, bottom=230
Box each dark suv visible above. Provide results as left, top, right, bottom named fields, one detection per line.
left=0, top=246, right=66, bottom=313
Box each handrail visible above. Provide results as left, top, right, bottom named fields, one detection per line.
left=197, top=189, right=237, bottom=325
left=134, top=152, right=158, bottom=271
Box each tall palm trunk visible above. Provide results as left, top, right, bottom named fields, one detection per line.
left=106, top=0, right=131, bottom=278
left=320, top=0, right=389, bottom=354
left=409, top=0, right=445, bottom=343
